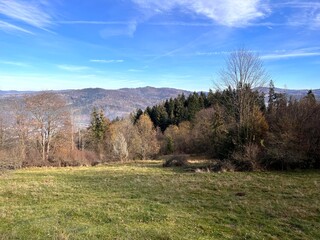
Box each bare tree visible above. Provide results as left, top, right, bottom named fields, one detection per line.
left=25, top=92, right=70, bottom=162
left=11, top=99, right=29, bottom=163
left=112, top=132, right=128, bottom=162
left=217, top=48, right=270, bottom=144
left=218, top=48, right=268, bottom=90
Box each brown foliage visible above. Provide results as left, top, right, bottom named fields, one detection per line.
left=134, top=114, right=160, bottom=159
left=263, top=97, right=320, bottom=169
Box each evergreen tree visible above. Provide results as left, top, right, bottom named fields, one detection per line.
left=89, top=108, right=110, bottom=158
left=134, top=109, right=143, bottom=124
left=186, top=92, right=201, bottom=121
left=268, top=80, right=276, bottom=113
left=304, top=90, right=316, bottom=105
left=90, top=108, right=109, bottom=141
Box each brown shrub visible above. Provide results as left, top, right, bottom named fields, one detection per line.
left=163, top=155, right=188, bottom=167
left=231, top=143, right=261, bottom=171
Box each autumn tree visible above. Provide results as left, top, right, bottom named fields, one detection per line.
left=110, top=118, right=140, bottom=160
left=191, top=108, right=216, bottom=154
left=163, top=121, right=192, bottom=154
left=163, top=125, right=179, bottom=154
left=135, top=114, right=159, bottom=159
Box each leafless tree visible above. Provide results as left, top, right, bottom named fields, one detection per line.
left=11, top=99, right=29, bottom=163
left=218, top=48, right=268, bottom=90
left=112, top=132, right=128, bottom=162
left=25, top=92, right=71, bottom=162
left=217, top=48, right=270, bottom=143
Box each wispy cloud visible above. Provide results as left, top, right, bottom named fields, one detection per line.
left=132, top=0, right=269, bottom=27
left=0, top=0, right=53, bottom=32
left=196, top=51, right=231, bottom=56
left=57, top=65, right=90, bottom=71
left=58, top=20, right=129, bottom=25
left=0, top=61, right=30, bottom=67
left=148, top=30, right=214, bottom=63
left=273, top=1, right=320, bottom=28
left=128, top=69, right=144, bottom=72
left=273, top=2, right=320, bottom=9
left=0, top=20, right=33, bottom=34
left=58, top=20, right=218, bottom=27
left=100, top=21, right=137, bottom=38
left=262, top=48, right=320, bottom=60
left=90, top=59, right=124, bottom=63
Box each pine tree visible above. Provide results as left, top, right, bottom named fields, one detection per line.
left=89, top=108, right=110, bottom=159
left=304, top=90, right=316, bottom=105
left=90, top=108, right=109, bottom=141
left=268, top=80, right=276, bottom=113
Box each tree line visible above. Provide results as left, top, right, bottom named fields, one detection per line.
left=0, top=49, right=319, bottom=170
left=0, top=92, right=161, bottom=168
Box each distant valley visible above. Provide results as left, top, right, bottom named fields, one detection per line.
left=0, top=86, right=319, bottom=126
left=0, top=87, right=191, bottom=126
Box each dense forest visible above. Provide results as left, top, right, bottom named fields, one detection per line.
left=0, top=50, right=319, bottom=171
left=135, top=83, right=320, bottom=170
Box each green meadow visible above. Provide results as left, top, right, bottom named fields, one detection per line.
left=0, top=161, right=319, bottom=239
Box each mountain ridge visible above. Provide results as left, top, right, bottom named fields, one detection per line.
left=1, top=86, right=319, bottom=126
left=0, top=87, right=192, bottom=126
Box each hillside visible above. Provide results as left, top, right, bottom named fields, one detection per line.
left=0, top=87, right=191, bottom=126
left=1, top=86, right=319, bottom=126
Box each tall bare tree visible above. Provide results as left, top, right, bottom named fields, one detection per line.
left=217, top=48, right=270, bottom=144
left=11, top=99, right=29, bottom=163
left=112, top=132, right=128, bottom=162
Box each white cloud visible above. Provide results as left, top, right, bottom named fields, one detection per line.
left=57, top=65, right=90, bottom=71
left=0, top=0, right=53, bottom=30
left=100, top=21, right=137, bottom=38
left=128, top=69, right=144, bottom=72
left=0, top=61, right=30, bottom=67
left=0, top=20, right=33, bottom=34
left=274, top=2, right=320, bottom=9
left=314, top=13, right=320, bottom=27
left=132, top=0, right=269, bottom=27
left=277, top=1, right=320, bottom=28
left=262, top=48, right=320, bottom=60
left=58, top=20, right=129, bottom=25
left=90, top=59, right=124, bottom=63
left=196, top=51, right=231, bottom=56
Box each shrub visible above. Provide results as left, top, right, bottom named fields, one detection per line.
left=231, top=143, right=261, bottom=171
left=163, top=155, right=188, bottom=167
left=210, top=160, right=235, bottom=172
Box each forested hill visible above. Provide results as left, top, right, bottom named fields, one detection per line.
left=1, top=86, right=319, bottom=125
left=0, top=87, right=191, bottom=125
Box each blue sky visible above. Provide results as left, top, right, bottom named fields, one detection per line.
left=0, top=0, right=319, bottom=91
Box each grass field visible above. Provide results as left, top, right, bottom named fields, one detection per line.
left=0, top=161, right=319, bottom=239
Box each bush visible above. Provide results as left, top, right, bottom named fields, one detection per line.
left=163, top=155, right=188, bottom=167
left=231, top=143, right=261, bottom=171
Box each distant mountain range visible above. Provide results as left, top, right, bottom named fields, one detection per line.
left=257, top=87, right=320, bottom=101
left=0, top=87, right=191, bottom=126
left=0, top=86, right=319, bottom=126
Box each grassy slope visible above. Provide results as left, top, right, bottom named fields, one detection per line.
left=0, top=161, right=319, bottom=240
